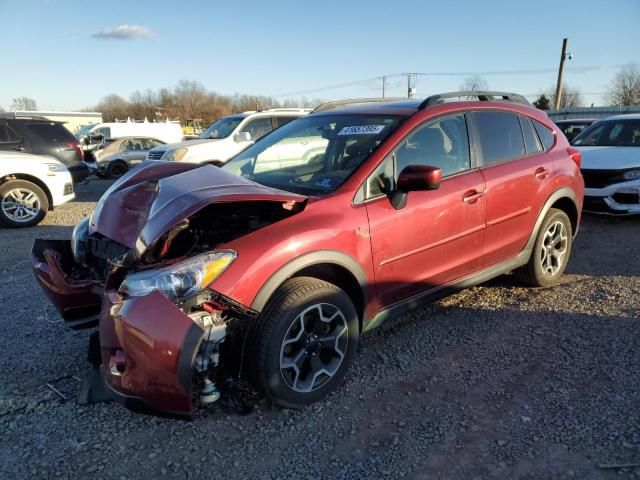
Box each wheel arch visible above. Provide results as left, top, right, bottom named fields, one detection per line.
left=250, top=250, right=368, bottom=331
left=0, top=174, right=53, bottom=210
left=524, top=187, right=579, bottom=254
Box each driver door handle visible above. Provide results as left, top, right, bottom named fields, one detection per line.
left=12, top=145, right=24, bottom=152
left=462, top=190, right=484, bottom=204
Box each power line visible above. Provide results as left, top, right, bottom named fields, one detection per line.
left=273, top=64, right=625, bottom=97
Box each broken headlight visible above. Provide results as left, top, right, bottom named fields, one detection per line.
left=71, top=216, right=90, bottom=264
left=119, top=250, right=236, bottom=301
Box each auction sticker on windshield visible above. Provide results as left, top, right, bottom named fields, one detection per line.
left=338, top=125, right=385, bottom=135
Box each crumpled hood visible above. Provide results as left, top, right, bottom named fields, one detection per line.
left=89, top=162, right=306, bottom=254
left=577, top=146, right=640, bottom=170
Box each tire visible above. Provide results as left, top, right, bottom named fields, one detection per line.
left=250, top=277, right=359, bottom=408
left=514, top=208, right=573, bottom=287
left=0, top=180, right=49, bottom=228
left=106, top=161, right=128, bottom=178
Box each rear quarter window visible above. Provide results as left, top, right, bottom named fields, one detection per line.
left=26, top=123, right=76, bottom=143
left=532, top=120, right=555, bottom=151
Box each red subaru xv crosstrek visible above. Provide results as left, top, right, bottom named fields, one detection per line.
left=32, top=92, right=584, bottom=416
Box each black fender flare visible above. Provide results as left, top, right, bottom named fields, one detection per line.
left=523, top=187, right=579, bottom=256
left=250, top=250, right=369, bottom=313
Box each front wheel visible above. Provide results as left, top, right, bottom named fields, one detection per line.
left=251, top=277, right=359, bottom=408
left=0, top=180, right=49, bottom=227
left=515, top=208, right=573, bottom=287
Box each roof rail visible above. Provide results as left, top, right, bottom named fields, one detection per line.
left=419, top=91, right=531, bottom=109
left=264, top=108, right=313, bottom=113
left=0, top=112, right=51, bottom=121
left=312, top=97, right=406, bottom=113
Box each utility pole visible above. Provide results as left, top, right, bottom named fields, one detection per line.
left=402, top=73, right=416, bottom=98
left=553, top=38, right=568, bottom=110
left=382, top=76, right=386, bottom=98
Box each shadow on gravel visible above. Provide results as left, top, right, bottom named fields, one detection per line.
left=71, top=178, right=114, bottom=203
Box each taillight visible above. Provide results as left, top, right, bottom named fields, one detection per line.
left=567, top=147, right=581, bottom=169
left=66, top=141, right=84, bottom=160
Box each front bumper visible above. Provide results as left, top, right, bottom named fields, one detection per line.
left=31, top=239, right=206, bottom=415
left=99, top=290, right=204, bottom=415
left=584, top=179, right=640, bottom=215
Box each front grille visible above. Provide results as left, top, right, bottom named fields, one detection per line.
left=63, top=183, right=73, bottom=195
left=581, top=169, right=623, bottom=189
left=147, top=150, right=165, bottom=160
left=612, top=192, right=640, bottom=205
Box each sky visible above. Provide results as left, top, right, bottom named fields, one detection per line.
left=0, top=0, right=639, bottom=111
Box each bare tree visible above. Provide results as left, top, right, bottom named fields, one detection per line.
left=608, top=64, right=640, bottom=106
left=11, top=96, right=38, bottom=111
left=459, top=75, right=489, bottom=92
left=95, top=94, right=130, bottom=122
left=546, top=83, right=583, bottom=109
left=533, top=94, right=551, bottom=110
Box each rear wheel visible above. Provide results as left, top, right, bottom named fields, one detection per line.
left=0, top=180, right=49, bottom=227
left=106, top=161, right=128, bottom=178
left=515, top=208, right=572, bottom=287
left=251, top=277, right=359, bottom=408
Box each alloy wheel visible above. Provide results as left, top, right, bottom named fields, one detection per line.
left=279, top=303, right=349, bottom=393
left=540, top=220, right=568, bottom=277
left=1, top=188, right=42, bottom=223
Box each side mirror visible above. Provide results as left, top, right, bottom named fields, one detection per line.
left=234, top=131, right=252, bottom=143
left=391, top=165, right=442, bottom=210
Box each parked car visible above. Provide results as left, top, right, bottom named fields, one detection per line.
left=146, top=109, right=311, bottom=165
left=85, top=137, right=166, bottom=178
left=554, top=118, right=597, bottom=142
left=0, top=114, right=90, bottom=183
left=83, top=120, right=183, bottom=144
left=32, top=92, right=583, bottom=416
left=572, top=114, right=640, bottom=215
left=0, top=152, right=74, bottom=227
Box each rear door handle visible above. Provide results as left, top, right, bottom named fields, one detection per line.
left=462, top=190, right=484, bottom=204
left=12, top=145, right=24, bottom=152
left=535, top=167, right=550, bottom=179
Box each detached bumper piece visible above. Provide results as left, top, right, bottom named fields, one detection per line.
left=99, top=291, right=204, bottom=416
left=31, top=239, right=103, bottom=329
left=583, top=177, right=640, bottom=216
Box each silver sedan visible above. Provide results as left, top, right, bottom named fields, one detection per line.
left=85, top=137, right=166, bottom=178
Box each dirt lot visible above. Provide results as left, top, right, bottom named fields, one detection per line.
left=1, top=178, right=639, bottom=480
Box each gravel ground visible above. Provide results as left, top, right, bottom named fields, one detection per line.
left=1, top=178, right=639, bottom=479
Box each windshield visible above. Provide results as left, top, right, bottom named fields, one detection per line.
left=222, top=114, right=402, bottom=195
left=572, top=119, right=640, bottom=147
left=199, top=116, right=244, bottom=139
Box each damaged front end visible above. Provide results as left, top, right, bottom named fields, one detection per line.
left=31, top=162, right=306, bottom=415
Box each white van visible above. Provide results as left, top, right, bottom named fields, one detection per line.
left=146, top=109, right=311, bottom=165
left=88, top=119, right=183, bottom=144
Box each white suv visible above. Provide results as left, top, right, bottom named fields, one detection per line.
left=146, top=109, right=311, bottom=165
left=0, top=152, right=74, bottom=227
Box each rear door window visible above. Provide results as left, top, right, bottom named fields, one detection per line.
left=473, top=111, right=525, bottom=166
left=519, top=116, right=542, bottom=154
left=26, top=122, right=76, bottom=143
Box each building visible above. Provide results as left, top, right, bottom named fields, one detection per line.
left=11, top=110, right=103, bottom=134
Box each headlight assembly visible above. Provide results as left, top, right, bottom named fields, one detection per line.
left=71, top=216, right=90, bottom=264
left=163, top=148, right=188, bottom=162
left=46, top=162, right=67, bottom=172
left=119, top=250, right=236, bottom=301
left=623, top=169, right=640, bottom=181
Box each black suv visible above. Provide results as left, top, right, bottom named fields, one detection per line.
left=0, top=115, right=90, bottom=183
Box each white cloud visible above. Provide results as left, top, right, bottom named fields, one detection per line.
left=92, top=24, right=156, bottom=40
